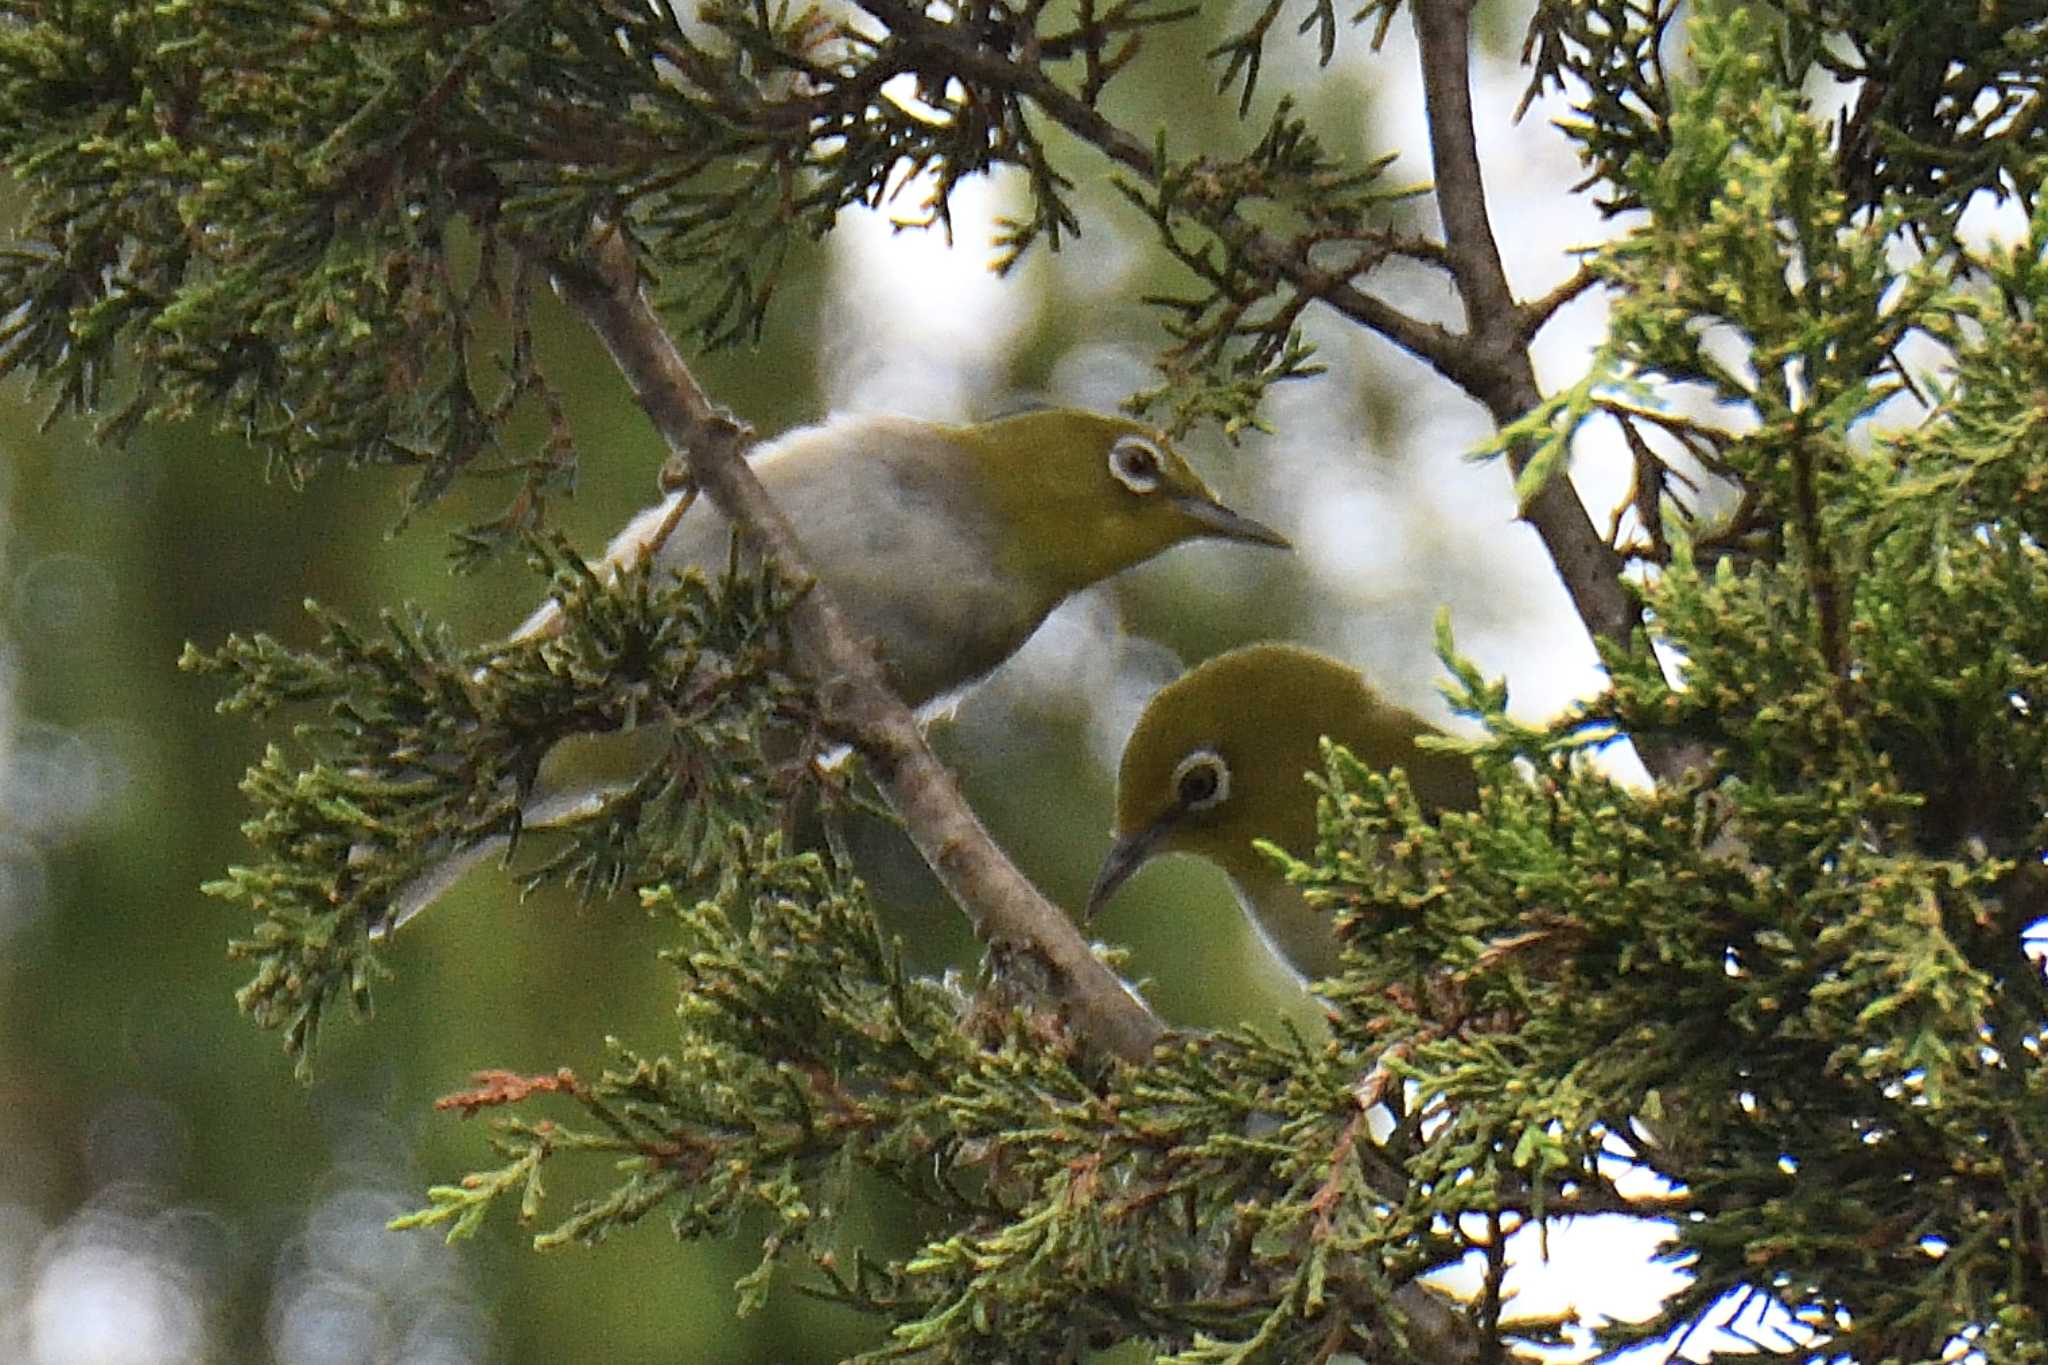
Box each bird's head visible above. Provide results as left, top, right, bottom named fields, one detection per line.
left=965, top=411, right=1289, bottom=595
left=1087, top=644, right=1477, bottom=922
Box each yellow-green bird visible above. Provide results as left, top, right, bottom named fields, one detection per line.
left=1088, top=644, right=1478, bottom=981
left=382, top=410, right=1289, bottom=931
left=512, top=410, right=1288, bottom=702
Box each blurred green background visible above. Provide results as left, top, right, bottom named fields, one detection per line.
left=0, top=10, right=1628, bottom=1360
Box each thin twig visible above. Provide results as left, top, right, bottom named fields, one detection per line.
left=539, top=226, right=1169, bottom=1064
left=1477, top=1210, right=1508, bottom=1361
left=1514, top=263, right=1600, bottom=340
left=1787, top=426, right=1852, bottom=709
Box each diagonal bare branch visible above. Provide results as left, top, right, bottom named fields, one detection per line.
left=853, top=0, right=1476, bottom=384
left=540, top=227, right=1169, bottom=1064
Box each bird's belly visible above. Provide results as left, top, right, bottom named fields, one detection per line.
left=811, top=547, right=1042, bottom=705
left=658, top=492, right=1042, bottom=708
left=1230, top=868, right=1344, bottom=981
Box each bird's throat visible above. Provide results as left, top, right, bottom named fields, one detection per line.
left=1227, top=861, right=1343, bottom=982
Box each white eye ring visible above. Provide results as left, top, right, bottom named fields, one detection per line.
left=1108, top=435, right=1165, bottom=493
left=1171, top=748, right=1230, bottom=812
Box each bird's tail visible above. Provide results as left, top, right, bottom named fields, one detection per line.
left=368, top=778, right=641, bottom=939
left=372, top=835, right=511, bottom=938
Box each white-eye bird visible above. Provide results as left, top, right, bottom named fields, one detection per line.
left=378, top=410, right=1289, bottom=932
left=509, top=410, right=1288, bottom=702
left=1087, top=643, right=1477, bottom=981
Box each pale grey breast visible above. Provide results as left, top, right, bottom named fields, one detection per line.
left=522, top=417, right=1050, bottom=709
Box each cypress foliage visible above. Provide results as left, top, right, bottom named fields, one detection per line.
left=4, top=0, right=2043, bottom=1358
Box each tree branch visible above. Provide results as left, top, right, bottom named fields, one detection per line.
left=852, top=0, right=1479, bottom=385
left=1514, top=263, right=1600, bottom=341
left=1411, top=0, right=1699, bottom=783
left=539, top=227, right=1168, bottom=1064
left=852, top=0, right=1698, bottom=781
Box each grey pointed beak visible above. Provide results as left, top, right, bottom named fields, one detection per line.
left=1086, top=819, right=1174, bottom=922
left=1172, top=494, right=1291, bottom=550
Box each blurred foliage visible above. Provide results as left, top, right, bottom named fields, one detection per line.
left=4, top=0, right=2048, bottom=1361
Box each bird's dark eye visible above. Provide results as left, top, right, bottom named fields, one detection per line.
left=1109, top=435, right=1165, bottom=493
left=1171, top=748, right=1230, bottom=812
